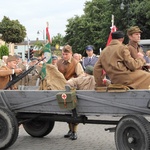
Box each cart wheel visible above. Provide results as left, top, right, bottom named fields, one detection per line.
left=23, top=120, right=55, bottom=137
left=115, top=115, right=150, bottom=150
left=0, top=107, right=19, bottom=149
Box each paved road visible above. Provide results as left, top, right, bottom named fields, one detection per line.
left=8, top=117, right=117, bottom=150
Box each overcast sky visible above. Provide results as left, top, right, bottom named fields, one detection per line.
left=0, top=0, right=89, bottom=41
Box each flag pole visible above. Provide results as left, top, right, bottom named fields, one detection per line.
left=111, top=15, right=114, bottom=27
left=106, top=14, right=117, bottom=46
left=46, top=22, right=49, bottom=28
left=46, top=22, right=51, bottom=43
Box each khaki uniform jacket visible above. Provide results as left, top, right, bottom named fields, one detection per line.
left=26, top=66, right=42, bottom=86
left=66, top=74, right=95, bottom=90
left=15, top=63, right=27, bottom=87
left=46, top=64, right=66, bottom=90
left=57, top=57, right=84, bottom=80
left=0, top=66, right=16, bottom=90
left=127, top=40, right=143, bottom=59
left=93, top=40, right=150, bottom=89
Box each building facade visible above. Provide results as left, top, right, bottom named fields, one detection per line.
left=14, top=40, right=44, bottom=60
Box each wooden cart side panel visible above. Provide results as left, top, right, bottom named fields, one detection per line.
left=0, top=91, right=11, bottom=109
left=76, top=90, right=150, bottom=115
left=1, top=90, right=150, bottom=116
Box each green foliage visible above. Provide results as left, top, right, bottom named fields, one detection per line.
left=64, top=0, right=150, bottom=55
left=64, top=0, right=112, bottom=55
left=34, top=40, right=45, bottom=50
left=51, top=33, right=65, bottom=47
left=0, top=16, right=26, bottom=43
left=0, top=45, right=9, bottom=59
left=108, top=0, right=150, bottom=43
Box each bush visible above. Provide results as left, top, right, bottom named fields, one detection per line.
left=0, top=45, right=9, bottom=59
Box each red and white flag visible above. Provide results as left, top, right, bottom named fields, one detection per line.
left=106, top=25, right=117, bottom=46
left=46, top=26, right=51, bottom=43
left=102, top=15, right=117, bottom=77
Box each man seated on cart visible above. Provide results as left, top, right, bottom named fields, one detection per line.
left=94, top=31, right=150, bottom=89
left=66, top=65, right=96, bottom=90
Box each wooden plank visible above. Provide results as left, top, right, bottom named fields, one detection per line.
left=1, top=90, right=150, bottom=116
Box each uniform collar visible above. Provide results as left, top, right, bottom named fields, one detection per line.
left=129, top=40, right=140, bottom=49
left=88, top=54, right=95, bottom=58
left=110, top=39, right=122, bottom=45
left=62, top=57, right=72, bottom=64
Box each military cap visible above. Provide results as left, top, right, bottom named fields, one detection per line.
left=86, top=45, right=94, bottom=51
left=52, top=55, right=58, bottom=60
left=127, top=26, right=142, bottom=36
left=112, top=31, right=124, bottom=39
left=6, top=55, right=17, bottom=63
left=85, top=65, right=94, bottom=75
left=62, top=45, right=72, bottom=53
left=14, top=54, right=21, bottom=59
left=30, top=57, right=38, bottom=61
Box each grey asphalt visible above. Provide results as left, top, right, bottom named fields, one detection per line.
left=8, top=117, right=117, bottom=150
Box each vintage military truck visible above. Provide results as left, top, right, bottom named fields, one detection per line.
left=0, top=85, right=150, bottom=150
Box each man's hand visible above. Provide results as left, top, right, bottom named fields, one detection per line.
left=14, top=68, right=22, bottom=74
left=137, top=52, right=144, bottom=59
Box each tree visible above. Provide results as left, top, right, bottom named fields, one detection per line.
left=0, top=45, right=9, bottom=59
left=34, top=40, right=45, bottom=50
left=64, top=0, right=150, bottom=55
left=51, top=33, right=65, bottom=47
left=0, top=16, right=26, bottom=43
left=64, top=0, right=112, bottom=55
left=106, top=0, right=150, bottom=42
left=65, top=15, right=87, bottom=54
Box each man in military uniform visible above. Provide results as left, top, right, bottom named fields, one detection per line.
left=0, top=55, right=22, bottom=89
left=14, top=55, right=27, bottom=88
left=127, top=26, right=144, bottom=59
left=26, top=58, right=42, bottom=86
left=82, top=45, right=98, bottom=69
left=52, top=55, right=58, bottom=67
left=93, top=31, right=150, bottom=89
left=66, top=65, right=95, bottom=90
left=57, top=45, right=84, bottom=80
left=57, top=44, right=84, bottom=140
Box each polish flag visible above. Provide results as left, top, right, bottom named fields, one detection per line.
left=106, top=25, right=117, bottom=46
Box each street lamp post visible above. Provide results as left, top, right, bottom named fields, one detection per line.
left=120, top=1, right=124, bottom=10
left=120, top=0, right=129, bottom=27
left=26, top=36, right=30, bottom=61
left=37, top=30, right=45, bottom=43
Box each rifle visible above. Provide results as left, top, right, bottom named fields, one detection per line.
left=4, top=57, right=46, bottom=90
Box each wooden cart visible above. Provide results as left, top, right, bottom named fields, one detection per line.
left=0, top=87, right=150, bottom=150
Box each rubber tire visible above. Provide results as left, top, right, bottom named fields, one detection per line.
left=0, top=107, right=19, bottom=149
left=115, top=115, right=150, bottom=150
left=23, top=120, right=55, bottom=137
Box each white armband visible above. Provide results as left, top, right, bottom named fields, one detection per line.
left=12, top=69, right=14, bottom=74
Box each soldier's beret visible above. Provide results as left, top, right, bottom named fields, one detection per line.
left=6, top=55, right=17, bottom=63
left=127, top=26, right=142, bottom=35
left=85, top=65, right=94, bottom=75
left=112, top=31, right=124, bottom=39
